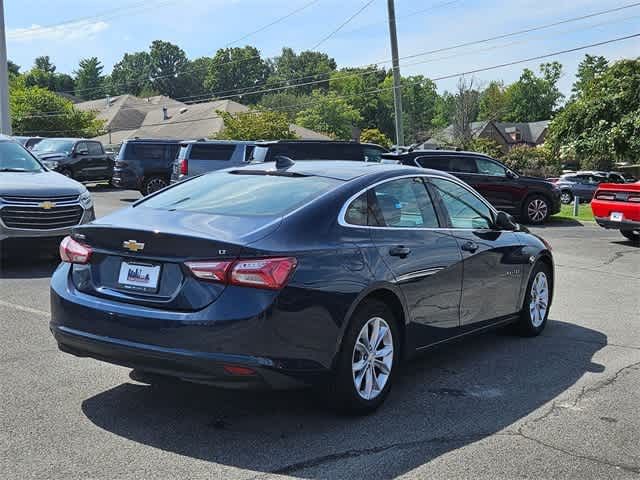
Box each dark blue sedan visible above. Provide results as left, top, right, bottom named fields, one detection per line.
left=50, top=161, right=554, bottom=413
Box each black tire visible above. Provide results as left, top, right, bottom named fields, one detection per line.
left=523, top=194, right=551, bottom=224
left=515, top=261, right=553, bottom=337
left=560, top=190, right=573, bottom=205
left=142, top=176, right=168, bottom=196
left=59, top=168, right=73, bottom=179
left=326, top=299, right=400, bottom=415
left=621, top=230, right=640, bottom=244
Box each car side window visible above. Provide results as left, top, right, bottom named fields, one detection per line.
left=87, top=142, right=103, bottom=155
left=430, top=177, right=493, bottom=229
left=132, top=144, right=163, bottom=160
left=244, top=145, right=255, bottom=162
left=75, top=142, right=88, bottom=154
left=371, top=178, right=439, bottom=228
left=475, top=158, right=506, bottom=176
left=362, top=146, right=384, bottom=163
left=449, top=156, right=477, bottom=173
left=189, top=144, right=236, bottom=161
left=416, top=156, right=450, bottom=171
left=344, top=193, right=373, bottom=226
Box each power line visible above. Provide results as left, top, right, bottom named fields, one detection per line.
left=17, top=33, right=639, bottom=135
left=223, top=0, right=321, bottom=48
left=309, top=0, right=377, bottom=50
left=17, top=10, right=638, bottom=120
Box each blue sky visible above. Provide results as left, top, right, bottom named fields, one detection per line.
left=5, top=0, right=639, bottom=97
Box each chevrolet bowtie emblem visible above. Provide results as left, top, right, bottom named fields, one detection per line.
left=123, top=240, right=145, bottom=252
left=40, top=201, right=56, bottom=210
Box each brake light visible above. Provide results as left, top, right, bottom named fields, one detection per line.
left=595, top=192, right=616, bottom=201
left=628, top=195, right=640, bottom=203
left=59, top=236, right=92, bottom=264
left=180, top=158, right=188, bottom=175
left=184, top=260, right=232, bottom=282
left=185, top=257, right=297, bottom=290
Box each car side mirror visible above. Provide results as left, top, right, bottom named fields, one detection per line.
left=495, top=211, right=518, bottom=230
left=506, top=170, right=517, bottom=179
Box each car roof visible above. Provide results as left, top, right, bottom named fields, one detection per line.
left=383, top=149, right=494, bottom=159
left=123, top=138, right=186, bottom=144
left=255, top=140, right=385, bottom=148
left=237, top=160, right=456, bottom=182
left=181, top=139, right=254, bottom=145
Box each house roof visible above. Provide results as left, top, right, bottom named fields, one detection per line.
left=423, top=120, right=549, bottom=148
left=81, top=95, right=330, bottom=145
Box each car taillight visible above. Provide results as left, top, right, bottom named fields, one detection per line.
left=595, top=192, right=616, bottom=201
left=59, top=236, right=92, bottom=264
left=184, top=260, right=232, bottom=282
left=185, top=257, right=297, bottom=290
left=628, top=195, right=640, bottom=203
left=180, top=158, right=188, bottom=175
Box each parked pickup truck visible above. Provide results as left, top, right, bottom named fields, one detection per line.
left=32, top=138, right=114, bottom=183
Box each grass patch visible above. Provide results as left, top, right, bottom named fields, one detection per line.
left=551, top=203, right=595, bottom=222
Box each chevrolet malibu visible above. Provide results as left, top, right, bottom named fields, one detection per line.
left=50, top=161, right=554, bottom=413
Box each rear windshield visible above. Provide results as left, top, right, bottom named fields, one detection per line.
left=140, top=171, right=341, bottom=217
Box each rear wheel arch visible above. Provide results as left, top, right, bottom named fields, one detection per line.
left=337, top=287, right=407, bottom=366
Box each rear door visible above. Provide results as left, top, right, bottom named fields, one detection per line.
left=188, top=143, right=237, bottom=175
left=470, top=156, right=524, bottom=215
left=364, top=176, right=463, bottom=347
left=428, top=177, right=526, bottom=325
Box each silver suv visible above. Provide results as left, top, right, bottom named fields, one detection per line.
left=171, top=140, right=255, bottom=183
left=0, top=137, right=95, bottom=256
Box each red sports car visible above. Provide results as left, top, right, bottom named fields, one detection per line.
left=591, top=182, right=640, bottom=243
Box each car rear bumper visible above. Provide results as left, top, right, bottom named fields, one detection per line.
left=51, top=325, right=309, bottom=389
left=111, top=170, right=139, bottom=190
left=594, top=216, right=640, bottom=231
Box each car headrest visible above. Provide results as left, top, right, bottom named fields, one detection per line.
left=376, top=194, right=402, bottom=226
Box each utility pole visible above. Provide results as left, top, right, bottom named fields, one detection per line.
left=0, top=0, right=11, bottom=135
left=386, top=0, right=403, bottom=147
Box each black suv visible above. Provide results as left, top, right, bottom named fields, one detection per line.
left=386, top=150, right=561, bottom=224
left=113, top=139, right=182, bottom=195
left=32, top=138, right=114, bottom=183
left=251, top=140, right=388, bottom=163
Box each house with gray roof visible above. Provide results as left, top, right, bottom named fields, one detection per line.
left=75, top=95, right=330, bottom=147
left=422, top=120, right=550, bottom=153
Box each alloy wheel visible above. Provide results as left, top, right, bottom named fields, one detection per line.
left=352, top=317, right=394, bottom=400
left=145, top=178, right=167, bottom=195
left=527, top=199, right=549, bottom=223
left=529, top=271, right=549, bottom=327
left=560, top=192, right=572, bottom=204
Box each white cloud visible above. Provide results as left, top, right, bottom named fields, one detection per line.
left=7, top=20, right=109, bottom=43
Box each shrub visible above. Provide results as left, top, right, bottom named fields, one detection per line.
left=359, top=128, right=392, bottom=149
left=502, top=145, right=560, bottom=177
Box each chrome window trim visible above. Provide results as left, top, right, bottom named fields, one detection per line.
left=337, top=173, right=498, bottom=230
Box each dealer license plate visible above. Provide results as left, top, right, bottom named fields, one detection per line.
left=117, top=261, right=161, bottom=293
left=610, top=212, right=623, bottom=222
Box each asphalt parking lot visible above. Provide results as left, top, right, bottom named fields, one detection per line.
left=1, top=187, right=639, bottom=480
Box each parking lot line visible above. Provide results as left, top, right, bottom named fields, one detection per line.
left=0, top=299, right=48, bottom=316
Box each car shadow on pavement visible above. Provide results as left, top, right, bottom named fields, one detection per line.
left=0, top=256, right=59, bottom=279
left=81, top=319, right=605, bottom=479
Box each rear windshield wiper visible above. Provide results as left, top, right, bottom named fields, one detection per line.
left=229, top=169, right=310, bottom=178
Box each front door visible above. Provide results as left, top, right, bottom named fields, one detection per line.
left=367, top=177, right=463, bottom=347
left=467, top=156, right=525, bottom=215
left=429, top=177, right=527, bottom=326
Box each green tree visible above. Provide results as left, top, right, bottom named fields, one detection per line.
left=268, top=47, right=337, bottom=94
left=258, top=92, right=312, bottom=121
left=7, top=60, right=20, bottom=77
left=204, top=46, right=271, bottom=104
left=74, top=57, right=105, bottom=100
left=53, top=73, right=75, bottom=93
left=572, top=54, right=608, bottom=97
left=149, top=40, right=189, bottom=98
left=10, top=81, right=103, bottom=137
left=216, top=110, right=297, bottom=140
left=110, top=51, right=154, bottom=96
left=469, top=137, right=503, bottom=159
left=478, top=81, right=507, bottom=121
left=295, top=90, right=362, bottom=140
left=329, top=66, right=389, bottom=134
left=34, top=56, right=56, bottom=74
left=431, top=91, right=455, bottom=129
left=547, top=59, right=640, bottom=170
left=502, top=145, right=558, bottom=176
left=360, top=128, right=392, bottom=149
left=503, top=62, right=563, bottom=122
left=182, top=56, right=213, bottom=99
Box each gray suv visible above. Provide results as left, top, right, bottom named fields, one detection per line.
left=171, top=140, right=254, bottom=183
left=0, top=136, right=95, bottom=257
